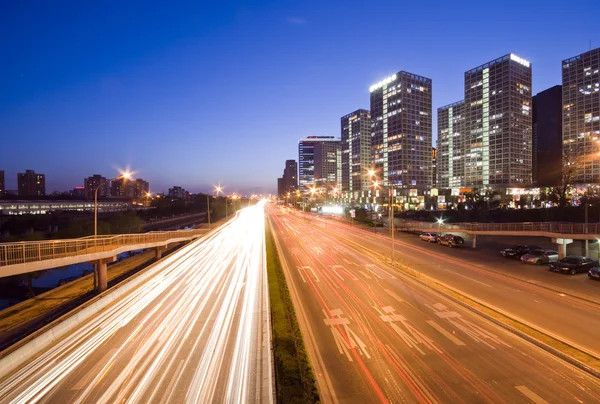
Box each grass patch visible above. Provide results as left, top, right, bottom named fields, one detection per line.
left=265, top=222, right=320, bottom=404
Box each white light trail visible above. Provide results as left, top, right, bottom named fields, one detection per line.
left=0, top=201, right=272, bottom=404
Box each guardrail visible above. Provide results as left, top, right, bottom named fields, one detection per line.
left=0, top=229, right=206, bottom=267
left=395, top=220, right=600, bottom=235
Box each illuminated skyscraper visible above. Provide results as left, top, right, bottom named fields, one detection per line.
left=341, top=109, right=371, bottom=196
left=562, top=47, right=600, bottom=184
left=437, top=101, right=466, bottom=189
left=298, top=136, right=340, bottom=192
left=463, top=54, right=532, bottom=188
left=369, top=71, right=432, bottom=200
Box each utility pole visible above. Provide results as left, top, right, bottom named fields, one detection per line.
left=390, top=188, right=395, bottom=263
left=585, top=203, right=589, bottom=257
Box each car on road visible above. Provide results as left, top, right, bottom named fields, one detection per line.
left=520, top=249, right=559, bottom=265
left=419, top=232, right=439, bottom=243
left=500, top=245, right=541, bottom=259
left=588, top=267, right=600, bottom=280
left=437, top=234, right=465, bottom=248
left=549, top=256, right=599, bottom=275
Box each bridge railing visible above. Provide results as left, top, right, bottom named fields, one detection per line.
left=0, top=229, right=206, bottom=267
left=395, top=220, right=600, bottom=235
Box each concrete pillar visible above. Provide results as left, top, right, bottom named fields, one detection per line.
left=553, top=238, right=573, bottom=259
left=471, top=234, right=477, bottom=249
left=94, top=257, right=116, bottom=293
left=155, top=245, right=168, bottom=259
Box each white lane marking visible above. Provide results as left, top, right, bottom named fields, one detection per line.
left=159, top=359, right=185, bottom=404
left=323, top=309, right=371, bottom=361
left=558, top=293, right=566, bottom=297
left=343, top=258, right=354, bottom=266
left=368, top=264, right=397, bottom=279
left=429, top=303, right=510, bottom=349
left=72, top=348, right=118, bottom=390
left=359, top=271, right=372, bottom=279
left=383, top=289, right=404, bottom=304
left=442, top=268, right=492, bottom=288
left=330, top=266, right=345, bottom=281
left=365, top=264, right=384, bottom=279
left=307, top=266, right=320, bottom=282
left=297, top=266, right=307, bottom=283
left=515, top=385, right=549, bottom=404
left=380, top=306, right=441, bottom=355
left=426, top=320, right=466, bottom=346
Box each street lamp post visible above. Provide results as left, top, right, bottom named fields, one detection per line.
left=370, top=170, right=395, bottom=263
left=207, top=194, right=211, bottom=230
left=94, top=171, right=131, bottom=238
left=215, top=186, right=226, bottom=220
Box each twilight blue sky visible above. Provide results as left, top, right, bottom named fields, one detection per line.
left=1, top=0, right=599, bottom=194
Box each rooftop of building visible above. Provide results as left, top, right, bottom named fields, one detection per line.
left=563, top=47, right=600, bottom=64
left=465, top=53, right=531, bottom=75
left=438, top=100, right=465, bottom=111
left=341, top=109, right=370, bottom=119
left=369, top=70, right=432, bottom=92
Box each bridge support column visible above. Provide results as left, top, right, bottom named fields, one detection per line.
left=471, top=235, right=477, bottom=249
left=94, top=257, right=116, bottom=293
left=553, top=238, right=573, bottom=259
left=155, top=245, right=168, bottom=259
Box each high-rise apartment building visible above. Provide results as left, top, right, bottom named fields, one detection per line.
left=370, top=71, right=432, bottom=195
left=562, top=48, right=600, bottom=184
left=111, top=177, right=135, bottom=199
left=437, top=101, right=466, bottom=189
left=134, top=178, right=150, bottom=199
left=437, top=54, right=532, bottom=190
left=298, top=136, right=340, bottom=192
left=341, top=109, right=371, bottom=196
left=17, top=169, right=46, bottom=197
left=0, top=170, right=4, bottom=198
left=84, top=174, right=110, bottom=200
left=168, top=186, right=186, bottom=199
left=431, top=147, right=437, bottom=187
left=314, top=140, right=341, bottom=192
left=464, top=54, right=532, bottom=188
left=277, top=160, right=298, bottom=196
left=533, top=85, right=563, bottom=186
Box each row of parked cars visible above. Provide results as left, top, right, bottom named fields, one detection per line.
left=419, top=232, right=465, bottom=247
left=500, top=244, right=600, bottom=279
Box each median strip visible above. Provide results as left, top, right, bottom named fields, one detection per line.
left=265, top=221, right=320, bottom=403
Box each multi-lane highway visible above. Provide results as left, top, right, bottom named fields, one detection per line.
left=269, top=204, right=600, bottom=403
left=0, top=202, right=273, bottom=404
left=301, top=210, right=600, bottom=358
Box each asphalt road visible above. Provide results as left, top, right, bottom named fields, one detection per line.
left=269, top=204, right=600, bottom=404
left=304, top=212, right=600, bottom=358
left=0, top=202, right=272, bottom=404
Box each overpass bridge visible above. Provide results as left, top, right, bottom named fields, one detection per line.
left=0, top=229, right=207, bottom=291
left=394, top=220, right=600, bottom=257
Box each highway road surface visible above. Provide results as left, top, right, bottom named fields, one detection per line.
left=304, top=211, right=600, bottom=359
left=269, top=204, right=600, bottom=404
left=0, top=202, right=273, bottom=404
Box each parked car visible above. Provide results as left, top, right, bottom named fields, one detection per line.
left=549, top=256, right=599, bottom=275
left=500, top=245, right=541, bottom=259
left=419, top=232, right=439, bottom=243
left=520, top=249, right=559, bottom=265
left=437, top=234, right=465, bottom=248
left=588, top=267, right=600, bottom=280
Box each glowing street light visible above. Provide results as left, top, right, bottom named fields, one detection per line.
left=95, top=170, right=132, bottom=237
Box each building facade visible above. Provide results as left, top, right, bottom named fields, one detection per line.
left=341, top=109, right=372, bottom=198
left=17, top=170, right=46, bottom=197
left=298, top=136, right=339, bottom=192
left=168, top=186, right=186, bottom=199
left=437, top=101, right=466, bottom=189
left=314, top=140, right=341, bottom=193
left=84, top=174, right=110, bottom=200
left=562, top=48, right=600, bottom=184
left=431, top=147, right=437, bottom=187
left=370, top=71, right=433, bottom=197
left=134, top=178, right=150, bottom=199
left=533, top=85, right=563, bottom=186
left=0, top=170, right=4, bottom=198
left=277, top=159, right=298, bottom=197
left=463, top=54, right=532, bottom=188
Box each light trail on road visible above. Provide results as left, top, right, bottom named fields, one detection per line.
left=269, top=204, right=600, bottom=403
left=0, top=202, right=273, bottom=404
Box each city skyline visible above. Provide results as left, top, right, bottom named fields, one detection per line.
left=2, top=1, right=599, bottom=194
